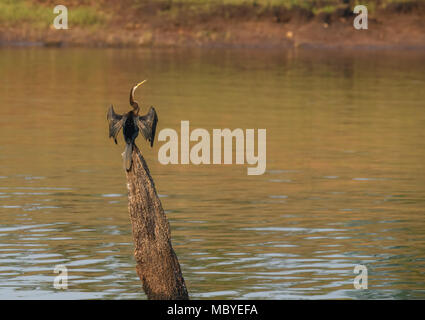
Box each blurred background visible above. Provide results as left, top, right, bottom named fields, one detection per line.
left=0, top=1, right=424, bottom=300
left=0, top=0, right=424, bottom=48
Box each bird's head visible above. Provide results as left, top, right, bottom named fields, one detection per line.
left=130, top=80, right=147, bottom=113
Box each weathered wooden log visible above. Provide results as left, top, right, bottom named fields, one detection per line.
left=125, top=144, right=189, bottom=300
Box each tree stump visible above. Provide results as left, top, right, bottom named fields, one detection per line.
left=125, top=144, right=189, bottom=300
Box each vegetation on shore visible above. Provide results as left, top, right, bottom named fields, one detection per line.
left=0, top=0, right=105, bottom=28
left=0, top=0, right=424, bottom=48
left=0, top=0, right=422, bottom=28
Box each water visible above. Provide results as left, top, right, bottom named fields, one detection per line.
left=0, top=47, right=424, bottom=299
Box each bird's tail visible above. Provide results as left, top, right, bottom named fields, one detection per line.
left=123, top=143, right=133, bottom=171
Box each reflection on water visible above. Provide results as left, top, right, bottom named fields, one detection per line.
left=0, top=48, right=424, bottom=299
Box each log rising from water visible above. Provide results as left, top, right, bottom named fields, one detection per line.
left=125, top=144, right=189, bottom=300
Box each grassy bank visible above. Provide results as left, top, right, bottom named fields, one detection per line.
left=0, top=0, right=421, bottom=27
left=0, top=0, right=424, bottom=48
left=0, top=0, right=105, bottom=28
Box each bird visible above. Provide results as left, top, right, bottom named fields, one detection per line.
left=107, top=80, right=158, bottom=171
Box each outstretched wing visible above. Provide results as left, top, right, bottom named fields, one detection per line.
left=107, top=105, right=126, bottom=144
left=137, top=107, right=158, bottom=147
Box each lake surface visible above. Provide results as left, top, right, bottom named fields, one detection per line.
left=0, top=47, right=424, bottom=299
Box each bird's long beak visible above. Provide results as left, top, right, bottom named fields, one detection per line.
left=134, top=80, right=147, bottom=91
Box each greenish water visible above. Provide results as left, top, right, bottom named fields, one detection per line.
left=0, top=48, right=424, bottom=299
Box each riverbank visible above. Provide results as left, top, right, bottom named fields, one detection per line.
left=1, top=0, right=425, bottom=49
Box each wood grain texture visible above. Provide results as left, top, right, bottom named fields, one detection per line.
left=125, top=144, right=189, bottom=300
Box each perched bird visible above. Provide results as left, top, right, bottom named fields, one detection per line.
left=107, top=80, right=158, bottom=171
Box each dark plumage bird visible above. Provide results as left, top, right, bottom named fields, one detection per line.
left=107, top=80, right=158, bottom=171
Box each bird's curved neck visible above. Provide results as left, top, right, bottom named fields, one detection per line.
left=130, top=87, right=140, bottom=112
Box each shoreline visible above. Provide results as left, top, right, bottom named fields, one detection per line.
left=2, top=41, right=425, bottom=51
left=1, top=2, right=424, bottom=51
